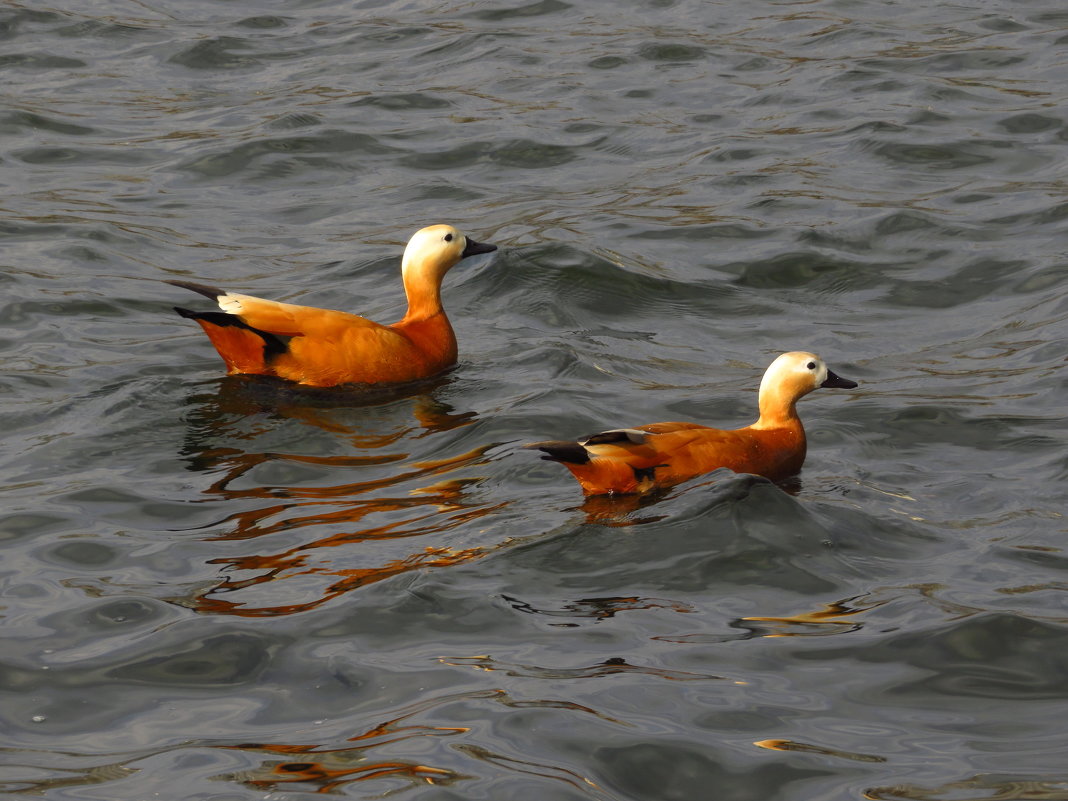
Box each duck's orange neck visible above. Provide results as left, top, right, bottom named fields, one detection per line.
left=751, top=386, right=802, bottom=430
left=400, top=271, right=445, bottom=323
left=394, top=271, right=456, bottom=368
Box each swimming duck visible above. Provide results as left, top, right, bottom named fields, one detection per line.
left=169, top=224, right=496, bottom=387
left=526, top=351, right=857, bottom=495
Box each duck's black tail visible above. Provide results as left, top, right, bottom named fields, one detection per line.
left=523, top=440, right=591, bottom=465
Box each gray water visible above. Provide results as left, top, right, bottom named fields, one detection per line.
left=2, top=1, right=1068, bottom=799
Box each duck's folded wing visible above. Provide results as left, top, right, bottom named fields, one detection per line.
left=584, top=422, right=710, bottom=447
left=587, top=422, right=742, bottom=476
left=632, top=422, right=711, bottom=437
left=219, top=293, right=387, bottom=340
left=579, top=423, right=703, bottom=462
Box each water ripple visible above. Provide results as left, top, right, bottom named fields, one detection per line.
left=3, top=0, right=1068, bottom=798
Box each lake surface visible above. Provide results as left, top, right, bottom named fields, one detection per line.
left=3, top=1, right=1068, bottom=799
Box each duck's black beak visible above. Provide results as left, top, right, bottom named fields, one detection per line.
left=462, top=237, right=497, bottom=258
left=821, top=370, right=858, bottom=389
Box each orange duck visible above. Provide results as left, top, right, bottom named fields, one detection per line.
left=169, top=224, right=497, bottom=387
left=526, top=351, right=857, bottom=495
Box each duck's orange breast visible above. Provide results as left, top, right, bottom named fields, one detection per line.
left=563, top=421, right=807, bottom=495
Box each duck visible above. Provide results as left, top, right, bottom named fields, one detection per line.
left=168, top=224, right=497, bottom=387
left=525, top=351, right=857, bottom=495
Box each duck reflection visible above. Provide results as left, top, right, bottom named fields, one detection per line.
left=177, top=376, right=505, bottom=617
left=182, top=373, right=476, bottom=448
left=573, top=473, right=802, bottom=527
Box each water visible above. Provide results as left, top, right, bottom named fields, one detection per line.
left=2, top=0, right=1067, bottom=798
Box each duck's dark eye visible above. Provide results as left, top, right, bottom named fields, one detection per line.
left=806, top=361, right=816, bottom=370
left=444, top=233, right=454, bottom=242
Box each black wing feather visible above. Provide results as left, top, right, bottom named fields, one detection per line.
left=173, top=307, right=289, bottom=361
left=166, top=279, right=226, bottom=301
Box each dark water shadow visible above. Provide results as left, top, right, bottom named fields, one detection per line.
left=182, top=372, right=474, bottom=431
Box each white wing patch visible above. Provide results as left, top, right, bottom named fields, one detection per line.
left=217, top=294, right=245, bottom=314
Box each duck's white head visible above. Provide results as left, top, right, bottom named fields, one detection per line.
left=758, top=351, right=857, bottom=417
left=401, top=224, right=496, bottom=287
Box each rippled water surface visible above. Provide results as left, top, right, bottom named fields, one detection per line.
left=3, top=0, right=1068, bottom=798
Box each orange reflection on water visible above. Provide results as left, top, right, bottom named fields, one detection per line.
left=864, top=776, right=1068, bottom=801
left=197, top=541, right=496, bottom=617
left=742, top=594, right=891, bottom=637
left=216, top=689, right=618, bottom=795
left=220, top=737, right=466, bottom=794
left=233, top=753, right=463, bottom=794
left=754, top=738, right=886, bottom=763
left=202, top=448, right=499, bottom=536
left=180, top=378, right=507, bottom=617
left=455, top=744, right=611, bottom=799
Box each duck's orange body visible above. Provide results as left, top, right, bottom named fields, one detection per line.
left=170, top=225, right=496, bottom=388
left=527, top=352, right=857, bottom=495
